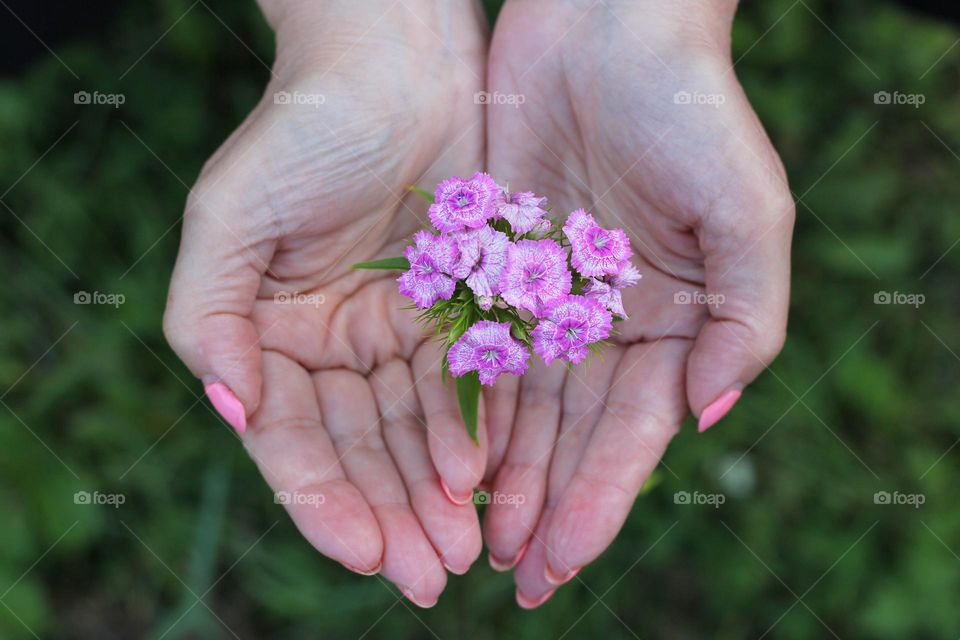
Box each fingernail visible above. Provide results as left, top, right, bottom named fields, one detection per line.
left=698, top=388, right=742, bottom=433
left=401, top=587, right=438, bottom=609
left=341, top=561, right=381, bottom=576
left=204, top=381, right=247, bottom=433
left=516, top=587, right=555, bottom=610
left=439, top=478, right=473, bottom=505
left=544, top=564, right=579, bottom=586
left=441, top=556, right=470, bottom=575
left=489, top=540, right=529, bottom=572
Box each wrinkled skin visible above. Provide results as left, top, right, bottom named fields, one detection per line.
left=164, top=1, right=494, bottom=607
left=163, top=0, right=793, bottom=609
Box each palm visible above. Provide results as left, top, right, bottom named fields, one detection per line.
left=481, top=1, right=792, bottom=605
left=168, top=9, right=492, bottom=605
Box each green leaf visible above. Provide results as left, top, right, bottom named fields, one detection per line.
left=455, top=371, right=481, bottom=445
left=351, top=256, right=410, bottom=270
left=408, top=185, right=435, bottom=203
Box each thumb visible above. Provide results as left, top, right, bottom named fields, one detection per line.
left=686, top=188, right=794, bottom=432
left=163, top=180, right=276, bottom=434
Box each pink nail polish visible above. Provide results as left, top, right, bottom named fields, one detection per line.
left=489, top=541, right=529, bottom=572
left=544, top=564, right=580, bottom=586
left=341, top=561, right=381, bottom=576
left=698, top=388, right=742, bottom=433
left=204, top=381, right=247, bottom=433
left=439, top=478, right=473, bottom=505
left=516, top=587, right=556, bottom=609
left=401, top=587, right=437, bottom=608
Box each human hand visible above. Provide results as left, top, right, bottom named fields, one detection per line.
left=163, top=0, right=491, bottom=606
left=481, top=0, right=793, bottom=607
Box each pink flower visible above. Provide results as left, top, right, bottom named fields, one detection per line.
left=447, top=320, right=530, bottom=385
left=499, top=191, right=549, bottom=234
left=584, top=262, right=641, bottom=318
left=563, top=209, right=632, bottom=277
left=452, top=225, right=510, bottom=297
left=499, top=239, right=572, bottom=315
left=532, top=295, right=612, bottom=365
left=397, top=231, right=459, bottom=309
left=428, top=173, right=501, bottom=232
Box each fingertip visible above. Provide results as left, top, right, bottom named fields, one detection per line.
left=439, top=477, right=474, bottom=505
left=203, top=380, right=247, bottom=433
left=516, top=587, right=555, bottom=610
left=544, top=563, right=579, bottom=587
left=697, top=387, right=742, bottom=432
left=489, top=539, right=528, bottom=572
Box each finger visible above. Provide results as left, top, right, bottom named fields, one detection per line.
left=370, top=359, right=483, bottom=575
left=544, top=340, right=689, bottom=580
left=315, top=369, right=447, bottom=608
left=484, top=361, right=565, bottom=570
left=512, top=514, right=556, bottom=609
left=687, top=183, right=794, bottom=431
left=244, top=351, right=382, bottom=572
left=482, top=374, right=519, bottom=486
left=412, top=341, right=488, bottom=505
left=163, top=167, right=277, bottom=432
left=512, top=349, right=621, bottom=602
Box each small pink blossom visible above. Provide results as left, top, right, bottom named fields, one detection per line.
left=428, top=173, right=501, bottom=232
left=584, top=262, right=641, bottom=318
left=452, top=225, right=510, bottom=297
left=532, top=295, right=612, bottom=365
left=499, top=239, right=572, bottom=315
left=563, top=209, right=633, bottom=277
left=499, top=191, right=549, bottom=234
left=397, top=231, right=459, bottom=309
left=447, top=320, right=530, bottom=385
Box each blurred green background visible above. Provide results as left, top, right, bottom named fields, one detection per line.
left=1, top=0, right=959, bottom=637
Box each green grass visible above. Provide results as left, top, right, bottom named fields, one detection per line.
left=1, top=0, right=959, bottom=637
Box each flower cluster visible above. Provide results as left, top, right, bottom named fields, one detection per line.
left=396, top=173, right=641, bottom=387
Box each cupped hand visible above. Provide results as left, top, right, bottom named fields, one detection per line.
left=163, top=0, right=490, bottom=606
left=481, top=0, right=794, bottom=607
